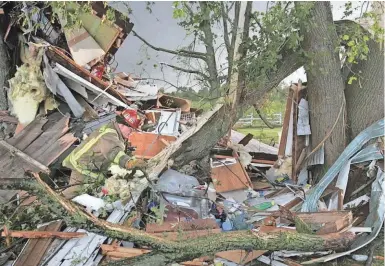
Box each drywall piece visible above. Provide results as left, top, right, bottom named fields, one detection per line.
left=54, top=63, right=129, bottom=108
left=63, top=27, right=105, bottom=67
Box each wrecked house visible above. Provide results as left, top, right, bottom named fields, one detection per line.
left=0, top=2, right=383, bottom=266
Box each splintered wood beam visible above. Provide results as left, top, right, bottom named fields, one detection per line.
left=100, top=245, right=151, bottom=258
left=1, top=230, right=86, bottom=239
left=278, top=89, right=294, bottom=157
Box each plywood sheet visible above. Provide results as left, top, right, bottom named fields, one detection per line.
left=128, top=132, right=176, bottom=158
left=211, top=159, right=252, bottom=192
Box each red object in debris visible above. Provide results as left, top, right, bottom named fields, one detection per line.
left=122, top=109, right=141, bottom=129
left=118, top=124, right=133, bottom=139
left=91, top=64, right=105, bottom=79
left=101, top=187, right=109, bottom=195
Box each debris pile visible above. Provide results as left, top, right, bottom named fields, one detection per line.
left=0, top=3, right=383, bottom=266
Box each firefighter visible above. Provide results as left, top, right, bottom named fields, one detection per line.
left=62, top=121, right=145, bottom=198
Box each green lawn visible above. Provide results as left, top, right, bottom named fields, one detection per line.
left=235, top=127, right=282, bottom=145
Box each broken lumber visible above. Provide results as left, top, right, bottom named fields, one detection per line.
left=1, top=230, right=86, bottom=239
left=13, top=221, right=63, bottom=266
left=100, top=245, right=151, bottom=258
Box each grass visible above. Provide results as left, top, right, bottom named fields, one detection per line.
left=235, top=127, right=282, bottom=145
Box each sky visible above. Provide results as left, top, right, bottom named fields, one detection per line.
left=112, top=1, right=365, bottom=92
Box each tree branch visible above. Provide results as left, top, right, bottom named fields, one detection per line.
left=137, top=77, right=180, bottom=90
left=221, top=2, right=231, bottom=55
left=253, top=105, right=281, bottom=129
left=199, top=2, right=221, bottom=94
left=227, top=1, right=240, bottom=84
left=160, top=62, right=209, bottom=79
left=132, top=30, right=207, bottom=61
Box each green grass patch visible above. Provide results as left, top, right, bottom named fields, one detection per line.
left=235, top=127, right=282, bottom=145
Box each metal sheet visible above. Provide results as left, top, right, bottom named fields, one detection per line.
left=301, top=118, right=384, bottom=212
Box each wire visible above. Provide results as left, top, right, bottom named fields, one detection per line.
left=215, top=159, right=251, bottom=189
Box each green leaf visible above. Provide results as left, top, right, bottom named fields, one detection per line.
left=342, top=35, right=350, bottom=41
left=348, top=76, right=357, bottom=85
left=347, top=40, right=355, bottom=47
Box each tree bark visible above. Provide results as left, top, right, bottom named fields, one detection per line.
left=0, top=18, right=10, bottom=110
left=1, top=174, right=356, bottom=265
left=199, top=2, right=221, bottom=98
left=299, top=2, right=347, bottom=173
left=338, top=21, right=385, bottom=140
left=172, top=50, right=304, bottom=168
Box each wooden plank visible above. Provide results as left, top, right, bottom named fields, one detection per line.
left=291, top=83, right=300, bottom=182
left=251, top=159, right=275, bottom=165
left=292, top=85, right=307, bottom=182
left=14, top=221, right=63, bottom=266
left=216, top=250, right=266, bottom=265
left=7, top=116, right=48, bottom=150
left=278, top=89, right=294, bottom=157
left=0, top=111, right=18, bottom=124
left=38, top=133, right=77, bottom=166
left=211, top=158, right=252, bottom=192
left=101, top=245, right=151, bottom=258
left=295, top=211, right=353, bottom=235
left=146, top=219, right=219, bottom=233
left=151, top=229, right=222, bottom=241
left=0, top=140, right=50, bottom=174
left=23, top=115, right=70, bottom=161
left=1, top=230, right=85, bottom=239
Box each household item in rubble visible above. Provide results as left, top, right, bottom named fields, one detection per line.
left=154, top=169, right=211, bottom=219
left=252, top=201, right=275, bottom=211
left=63, top=122, right=139, bottom=179
left=122, top=109, right=142, bottom=129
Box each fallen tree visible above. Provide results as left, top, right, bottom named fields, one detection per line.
left=0, top=173, right=356, bottom=265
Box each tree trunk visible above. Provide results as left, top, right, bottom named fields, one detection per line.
left=172, top=51, right=304, bottom=168
left=199, top=2, right=221, bottom=98
left=0, top=174, right=356, bottom=266
left=341, top=24, right=385, bottom=140
left=300, top=2, right=347, bottom=174
left=0, top=18, right=10, bottom=110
